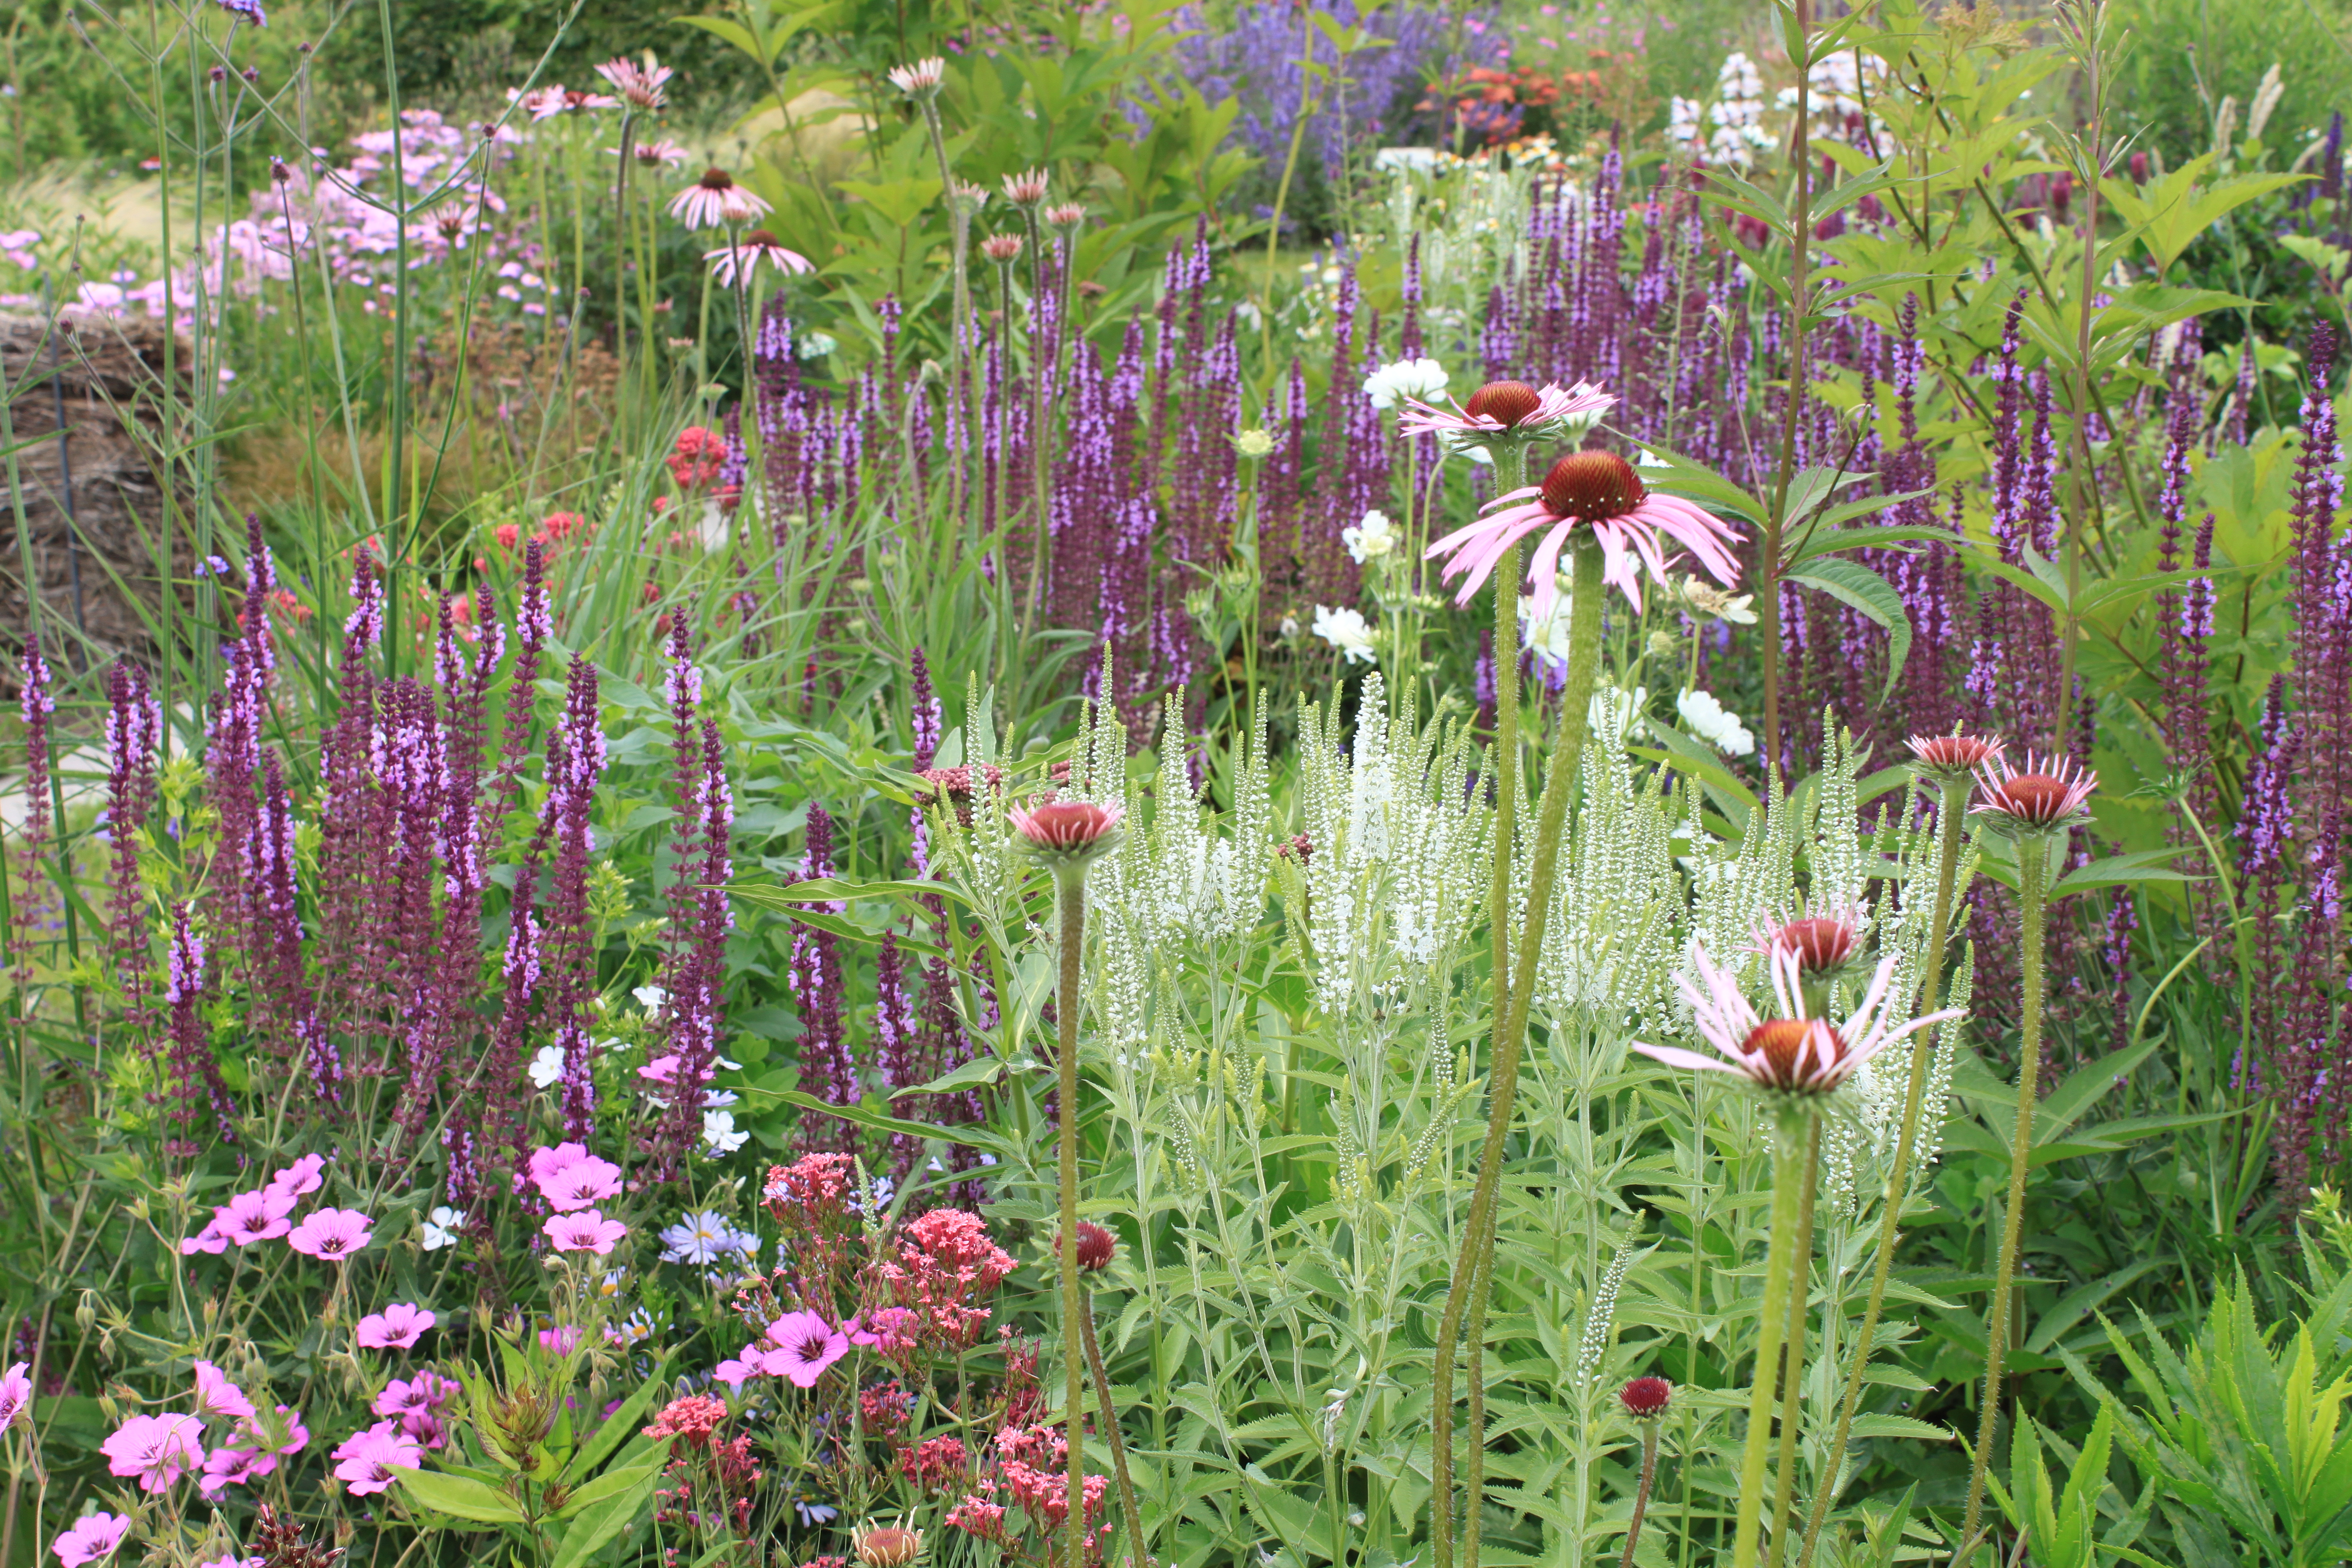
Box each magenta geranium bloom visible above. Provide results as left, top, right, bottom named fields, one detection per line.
left=354, top=1303, right=437, bottom=1350
left=286, top=1208, right=374, bottom=1260
left=51, top=1512, right=131, bottom=1567
left=537, top=1154, right=623, bottom=1212
left=373, top=1371, right=459, bottom=1418
left=179, top=1221, right=228, bottom=1256
left=763, top=1310, right=850, bottom=1388
left=99, top=1412, right=206, bottom=1491
left=197, top=1443, right=272, bottom=1498
left=331, top=1421, right=421, bottom=1496
left=267, top=1152, right=326, bottom=1199
left=0, top=1360, right=32, bottom=1430
left=544, top=1209, right=630, bottom=1256
left=212, top=1186, right=295, bottom=1247
left=192, top=1360, right=256, bottom=1421
left=525, top=1142, right=592, bottom=1190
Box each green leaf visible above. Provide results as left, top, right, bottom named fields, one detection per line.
left=754, top=1087, right=1017, bottom=1158
left=729, top=877, right=975, bottom=912
left=558, top=1354, right=671, bottom=1488
left=393, top=1469, right=531, bottom=1524
left=553, top=1444, right=664, bottom=1519
left=1787, top=558, right=1912, bottom=696
left=2051, top=848, right=2197, bottom=898
left=549, top=1483, right=654, bottom=1568
left=894, top=1054, right=1007, bottom=1098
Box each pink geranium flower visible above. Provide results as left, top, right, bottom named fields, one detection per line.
left=99, top=1412, right=206, bottom=1491
left=544, top=1209, right=630, bottom=1255
left=286, top=1208, right=373, bottom=1260
left=762, top=1310, right=850, bottom=1388
left=180, top=1221, right=228, bottom=1256
left=212, top=1187, right=296, bottom=1247
left=373, top=1371, right=460, bottom=1418
left=525, top=1142, right=592, bottom=1189
left=0, top=1360, right=32, bottom=1430
left=197, top=1443, right=272, bottom=1498
left=332, top=1421, right=422, bottom=1495
left=192, top=1361, right=256, bottom=1421
left=536, top=1154, right=623, bottom=1212
left=51, top=1513, right=131, bottom=1567
left=355, top=1303, right=437, bottom=1350
left=267, top=1152, right=326, bottom=1199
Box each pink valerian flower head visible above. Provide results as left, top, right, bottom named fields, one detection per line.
left=354, top=1303, right=438, bottom=1350
left=1000, top=168, right=1050, bottom=206
left=1905, top=730, right=2006, bottom=786
left=536, top=1153, right=624, bottom=1212
left=593, top=53, right=672, bottom=111
left=1619, top=1376, right=1673, bottom=1420
left=706, top=230, right=813, bottom=287
left=1008, top=800, right=1125, bottom=872
left=50, top=1513, right=131, bottom=1567
left=1633, top=944, right=1960, bottom=1099
left=1970, top=753, right=2098, bottom=842
left=669, top=167, right=771, bottom=229
left=762, top=1310, right=851, bottom=1387
left=266, top=1153, right=326, bottom=1199
left=1398, top=378, right=1617, bottom=448
left=886, top=56, right=947, bottom=96
left=1427, top=449, right=1742, bottom=620
left=0, top=1361, right=30, bottom=1429
left=331, top=1421, right=422, bottom=1495
left=979, top=232, right=1025, bottom=264
left=100, top=1412, right=207, bottom=1491
left=765, top=1150, right=855, bottom=1218
left=902, top=1433, right=969, bottom=1492
left=285, top=1208, right=373, bottom=1260
left=211, top=1186, right=296, bottom=1247
left=544, top=1209, right=630, bottom=1255
left=645, top=1393, right=731, bottom=1448
left=882, top=1209, right=1019, bottom=1349
left=192, top=1361, right=256, bottom=1421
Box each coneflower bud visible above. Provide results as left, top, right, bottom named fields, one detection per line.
left=1462, top=379, right=1542, bottom=427
left=1761, top=913, right=1861, bottom=979
left=1618, top=1376, right=1672, bottom=1420
left=1043, top=202, right=1086, bottom=229
left=1970, top=754, right=2097, bottom=842
left=1058, top=1222, right=1117, bottom=1272
left=1905, top=730, right=2004, bottom=787
left=1000, top=168, right=1050, bottom=206
left=1540, top=451, right=1647, bottom=523
left=980, top=233, right=1024, bottom=263
left=1008, top=800, right=1124, bottom=871
left=885, top=56, right=947, bottom=97
left=854, top=1525, right=926, bottom=1567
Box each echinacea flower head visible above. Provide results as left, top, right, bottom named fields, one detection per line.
left=630, top=137, right=689, bottom=167
left=1008, top=800, right=1125, bottom=872
left=854, top=1524, right=926, bottom=1568
left=544, top=1209, right=631, bottom=1255
left=1000, top=168, right=1050, bottom=206
left=1754, top=909, right=1865, bottom=984
left=706, top=230, right=813, bottom=287
left=50, top=1512, right=131, bottom=1568
left=1618, top=1376, right=1673, bottom=1420
left=765, top=1310, right=851, bottom=1387
left=1397, top=378, right=1615, bottom=449
left=1426, top=449, right=1741, bottom=621
left=1906, top=730, right=2006, bottom=787
left=331, top=1421, right=421, bottom=1495
left=1042, top=203, right=1086, bottom=229
left=354, top=1303, right=438, bottom=1350
left=1058, top=1221, right=1117, bottom=1272
left=1633, top=943, right=1959, bottom=1103
left=886, top=56, right=947, bottom=96
left=100, top=1412, right=206, bottom=1491
left=979, top=233, right=1024, bottom=263
left=593, top=53, right=672, bottom=111
left=669, top=167, right=770, bottom=230
left=0, top=1361, right=30, bottom=1429
left=285, top=1208, right=373, bottom=1260
left=1970, top=753, right=2096, bottom=842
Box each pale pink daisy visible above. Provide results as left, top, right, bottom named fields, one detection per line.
left=536, top=1153, right=623, bottom=1212
left=761, top=1310, right=851, bottom=1387
left=1425, top=448, right=1741, bottom=620
left=354, top=1303, right=438, bottom=1350
left=1970, top=753, right=2097, bottom=841
left=545, top=1209, right=631, bottom=1255
left=51, top=1513, right=131, bottom=1567
left=211, top=1186, right=296, bottom=1247
left=286, top=1207, right=373, bottom=1260
left=99, top=1412, right=206, bottom=1491
left=705, top=229, right=812, bottom=286
left=331, top=1421, right=421, bottom=1495
left=1633, top=944, right=1959, bottom=1098
left=192, top=1360, right=256, bottom=1421
left=669, top=167, right=770, bottom=229
left=594, top=53, right=673, bottom=111
left=1397, top=377, right=1616, bottom=444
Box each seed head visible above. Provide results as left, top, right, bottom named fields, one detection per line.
left=1059, top=1221, right=1117, bottom=1272
left=854, top=1525, right=926, bottom=1568
left=1539, top=450, right=1646, bottom=523
left=1461, top=379, right=1542, bottom=426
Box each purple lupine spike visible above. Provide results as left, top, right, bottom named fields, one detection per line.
left=11, top=633, right=55, bottom=987
left=790, top=804, right=855, bottom=1153
left=162, top=903, right=236, bottom=1156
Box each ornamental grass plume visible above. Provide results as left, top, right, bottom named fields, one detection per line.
left=1959, top=753, right=2096, bottom=1556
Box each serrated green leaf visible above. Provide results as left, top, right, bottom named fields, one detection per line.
left=1787, top=557, right=1912, bottom=695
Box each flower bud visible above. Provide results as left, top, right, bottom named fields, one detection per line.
left=1618, top=1375, right=1672, bottom=1420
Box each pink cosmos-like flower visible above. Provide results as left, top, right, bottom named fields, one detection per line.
left=669, top=167, right=770, bottom=229
left=192, top=1360, right=256, bottom=1421
left=763, top=1310, right=850, bottom=1387
left=544, top=1209, right=631, bottom=1255
left=705, top=230, right=813, bottom=287
left=50, top=1513, right=131, bottom=1567
left=267, top=1152, right=326, bottom=1199
left=0, top=1361, right=32, bottom=1429
left=1397, top=377, right=1616, bottom=444
left=286, top=1208, right=374, bottom=1260
left=886, top=56, right=947, bottom=95
left=1632, top=944, right=1959, bottom=1097
left=1008, top=800, right=1125, bottom=861
left=1970, top=753, right=2097, bottom=841
left=593, top=53, right=672, bottom=111
left=536, top=1154, right=623, bottom=1212
left=331, top=1421, right=422, bottom=1495
left=1426, top=449, right=1741, bottom=620
left=212, top=1186, right=296, bottom=1247
left=99, top=1412, right=206, bottom=1491
left=354, top=1303, right=438, bottom=1350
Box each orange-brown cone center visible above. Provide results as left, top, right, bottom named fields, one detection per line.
left=1463, top=379, right=1542, bottom=427
left=699, top=167, right=734, bottom=190
left=1540, top=450, right=1646, bottom=522
left=1742, top=1018, right=1840, bottom=1089
left=1995, top=774, right=2075, bottom=823
left=742, top=230, right=779, bottom=248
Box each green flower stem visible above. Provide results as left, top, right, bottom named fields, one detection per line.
left=1619, top=1420, right=1661, bottom=1568
left=1768, top=1114, right=1823, bottom=1568
left=1799, top=776, right=1970, bottom=1567
left=1734, top=1107, right=1815, bottom=1568
left=1055, top=867, right=1089, bottom=1568
left=1430, top=439, right=1529, bottom=1568
left=1441, top=533, right=1606, bottom=1568
left=1080, top=1291, right=1150, bottom=1568
left=1959, top=834, right=2050, bottom=1562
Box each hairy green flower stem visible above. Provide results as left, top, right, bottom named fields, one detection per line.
left=1768, top=1115, right=1824, bottom=1568
left=1080, top=1295, right=1150, bottom=1568
left=1799, top=776, right=1971, bottom=1567
left=1757, top=0, right=1815, bottom=768
left=1053, top=866, right=1090, bottom=1568
left=1618, top=1418, right=1662, bottom=1568
left=1433, top=520, right=1608, bottom=1568
left=1734, top=1106, right=1820, bottom=1568
left=1960, top=835, right=2052, bottom=1560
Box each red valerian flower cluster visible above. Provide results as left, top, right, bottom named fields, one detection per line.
left=944, top=1421, right=1113, bottom=1564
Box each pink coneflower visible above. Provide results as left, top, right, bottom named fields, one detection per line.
left=1970, top=754, right=2097, bottom=840
left=285, top=1208, right=373, bottom=1260
left=0, top=1361, right=29, bottom=1429
left=886, top=56, right=947, bottom=95
left=1905, top=730, right=2005, bottom=785
left=212, top=1186, right=295, bottom=1247
left=1000, top=168, right=1050, bottom=206
left=1008, top=800, right=1125, bottom=868
left=331, top=1421, right=421, bottom=1495
left=192, top=1360, right=256, bottom=1421
left=536, top=1153, right=623, bottom=1212
left=354, top=1303, right=438, bottom=1350
left=855, top=1525, right=926, bottom=1568
left=100, top=1412, right=207, bottom=1491
left=1754, top=908, right=1864, bottom=980
left=1058, top=1221, right=1117, bottom=1272
left=705, top=229, right=813, bottom=286
left=594, top=53, right=673, bottom=111
left=1619, top=1376, right=1673, bottom=1419
left=669, top=167, right=770, bottom=229
left=1426, top=449, right=1741, bottom=619
left=50, top=1513, right=131, bottom=1567
left=764, top=1310, right=851, bottom=1387
left=1043, top=202, right=1086, bottom=228
left=627, top=138, right=689, bottom=167
left=1398, top=377, right=1616, bottom=444
left=979, top=232, right=1024, bottom=263
left=544, top=1209, right=631, bottom=1255
left=1633, top=944, right=1958, bottom=1098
